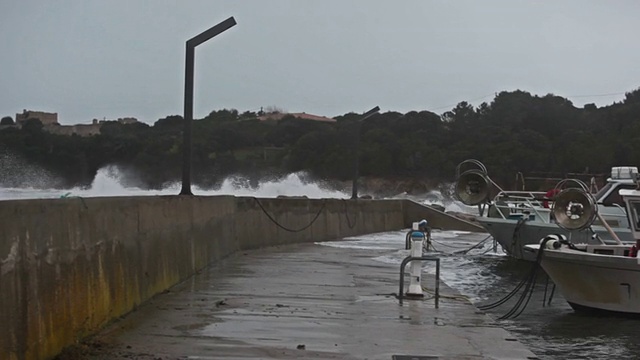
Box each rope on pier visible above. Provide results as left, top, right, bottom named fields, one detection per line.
left=452, top=234, right=493, bottom=255
left=477, top=237, right=552, bottom=320
left=341, top=199, right=358, bottom=229
left=60, top=193, right=88, bottom=209
left=253, top=197, right=326, bottom=232
left=422, top=286, right=471, bottom=302
left=430, top=239, right=460, bottom=249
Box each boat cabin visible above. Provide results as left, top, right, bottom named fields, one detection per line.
left=594, top=166, right=638, bottom=206
left=621, top=187, right=640, bottom=238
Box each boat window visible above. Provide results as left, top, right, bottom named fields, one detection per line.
left=594, top=182, right=613, bottom=200
left=630, top=201, right=640, bottom=231
left=601, top=184, right=637, bottom=206
left=593, top=249, right=615, bottom=255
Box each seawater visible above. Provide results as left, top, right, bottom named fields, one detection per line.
left=2, top=165, right=635, bottom=359
left=319, top=231, right=639, bottom=360
left=0, top=166, right=350, bottom=200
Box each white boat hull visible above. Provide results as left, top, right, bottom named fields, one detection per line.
left=479, top=217, right=633, bottom=261
left=533, top=245, right=640, bottom=315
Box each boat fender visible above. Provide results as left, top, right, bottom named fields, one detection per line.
left=629, top=244, right=638, bottom=257
left=545, top=240, right=561, bottom=250
left=541, top=234, right=565, bottom=250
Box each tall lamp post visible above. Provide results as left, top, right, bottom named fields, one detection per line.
left=351, top=106, right=380, bottom=199
left=180, top=17, right=237, bottom=195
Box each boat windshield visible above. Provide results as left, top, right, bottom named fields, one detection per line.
left=594, top=183, right=614, bottom=200
left=629, top=200, right=640, bottom=232
left=595, top=183, right=637, bottom=206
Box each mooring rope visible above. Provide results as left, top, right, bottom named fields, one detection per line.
left=341, top=199, right=358, bottom=229
left=253, top=197, right=326, bottom=233
left=422, top=286, right=471, bottom=302
left=542, top=275, right=552, bottom=307
left=453, top=234, right=493, bottom=255
left=430, top=239, right=460, bottom=249
left=546, top=282, right=557, bottom=306
left=511, top=216, right=529, bottom=259
left=60, top=193, right=89, bottom=209
left=477, top=237, right=552, bottom=320
left=477, top=272, right=532, bottom=311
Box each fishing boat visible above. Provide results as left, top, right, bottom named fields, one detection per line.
left=454, top=160, right=636, bottom=260
left=524, top=184, right=640, bottom=315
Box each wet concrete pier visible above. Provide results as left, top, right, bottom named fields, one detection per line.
left=67, top=233, right=538, bottom=360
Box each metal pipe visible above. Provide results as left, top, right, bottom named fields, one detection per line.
left=596, top=212, right=623, bottom=244
left=351, top=121, right=361, bottom=199
left=180, top=45, right=195, bottom=195
left=435, top=258, right=440, bottom=309
left=351, top=106, right=380, bottom=199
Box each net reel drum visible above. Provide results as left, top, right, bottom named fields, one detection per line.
left=552, top=188, right=598, bottom=231
left=455, top=169, right=492, bottom=206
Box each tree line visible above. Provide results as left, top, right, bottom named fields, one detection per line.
left=1, top=88, right=640, bottom=190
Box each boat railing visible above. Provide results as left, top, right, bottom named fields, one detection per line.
left=489, top=190, right=630, bottom=227
left=494, top=190, right=547, bottom=203
left=490, top=191, right=550, bottom=221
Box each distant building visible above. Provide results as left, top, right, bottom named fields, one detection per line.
left=117, top=117, right=138, bottom=124
left=257, top=112, right=336, bottom=123
left=15, top=109, right=58, bottom=125
left=46, top=124, right=102, bottom=136
left=93, top=117, right=139, bottom=125
left=2, top=109, right=140, bottom=137
left=49, top=116, right=138, bottom=137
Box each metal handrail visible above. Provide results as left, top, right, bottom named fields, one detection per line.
left=398, top=256, right=440, bottom=307
left=490, top=200, right=629, bottom=225
left=490, top=197, right=550, bottom=221
left=496, top=190, right=547, bottom=199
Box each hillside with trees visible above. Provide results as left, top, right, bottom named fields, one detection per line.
left=1, top=88, right=640, bottom=193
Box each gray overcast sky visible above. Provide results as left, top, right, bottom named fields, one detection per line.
left=1, top=1, right=639, bottom=125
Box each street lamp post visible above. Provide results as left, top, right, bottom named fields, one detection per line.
left=351, top=106, right=380, bottom=199
left=180, top=17, right=237, bottom=195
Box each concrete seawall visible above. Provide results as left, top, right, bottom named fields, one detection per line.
left=0, top=196, right=480, bottom=360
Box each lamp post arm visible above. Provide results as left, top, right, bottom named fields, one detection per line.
left=179, top=17, right=237, bottom=196
left=351, top=106, right=380, bottom=199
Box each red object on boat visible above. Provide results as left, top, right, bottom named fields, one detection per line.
left=543, top=188, right=561, bottom=209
